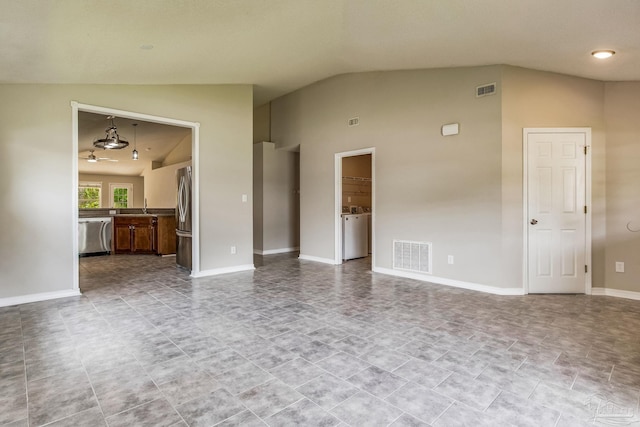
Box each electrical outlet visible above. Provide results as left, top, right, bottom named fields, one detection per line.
left=615, top=262, right=624, bottom=273
left=347, top=196, right=351, bottom=202
left=448, top=255, right=454, bottom=265
left=241, top=194, right=248, bottom=203
left=109, top=210, right=116, bottom=215
left=231, top=246, right=237, bottom=254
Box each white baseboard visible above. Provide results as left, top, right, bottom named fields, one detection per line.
left=191, top=264, right=255, bottom=278
left=591, top=287, right=640, bottom=301
left=373, top=267, right=525, bottom=296
left=0, top=289, right=82, bottom=308
left=298, top=254, right=339, bottom=265
left=254, top=247, right=300, bottom=255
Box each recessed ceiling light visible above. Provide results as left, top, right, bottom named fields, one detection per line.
left=140, top=44, right=154, bottom=50
left=591, top=50, right=615, bottom=59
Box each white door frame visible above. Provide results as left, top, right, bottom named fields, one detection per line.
left=334, top=148, right=375, bottom=265
left=71, top=101, right=201, bottom=292
left=522, top=127, right=592, bottom=294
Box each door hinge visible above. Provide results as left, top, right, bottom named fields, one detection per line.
left=585, top=265, right=588, bottom=273
left=584, top=146, right=588, bottom=155
left=584, top=206, right=587, bottom=214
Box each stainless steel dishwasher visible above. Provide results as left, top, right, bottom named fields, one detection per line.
left=78, top=217, right=112, bottom=256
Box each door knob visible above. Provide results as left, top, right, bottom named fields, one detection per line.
left=530, top=219, right=538, bottom=225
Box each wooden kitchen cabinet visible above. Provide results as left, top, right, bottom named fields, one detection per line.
left=155, top=216, right=176, bottom=255
left=113, top=216, right=155, bottom=254
left=113, top=215, right=176, bottom=255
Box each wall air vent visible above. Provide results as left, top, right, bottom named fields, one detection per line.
left=348, top=117, right=360, bottom=127
left=476, top=82, right=497, bottom=98
left=393, top=240, right=432, bottom=274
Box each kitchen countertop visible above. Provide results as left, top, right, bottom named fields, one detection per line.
left=79, top=208, right=175, bottom=218
left=114, top=213, right=174, bottom=217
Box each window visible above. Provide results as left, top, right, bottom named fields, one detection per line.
left=110, top=183, right=133, bottom=208
left=78, top=182, right=102, bottom=208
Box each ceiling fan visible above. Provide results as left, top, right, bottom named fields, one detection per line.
left=79, top=149, right=118, bottom=163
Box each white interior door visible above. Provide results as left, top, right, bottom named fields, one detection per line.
left=526, top=130, right=589, bottom=293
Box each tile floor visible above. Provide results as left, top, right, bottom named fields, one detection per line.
left=1, top=253, right=640, bottom=426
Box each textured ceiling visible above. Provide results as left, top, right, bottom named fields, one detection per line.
left=2, top=0, right=639, bottom=105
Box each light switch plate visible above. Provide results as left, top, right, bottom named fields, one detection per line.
left=615, top=262, right=624, bottom=273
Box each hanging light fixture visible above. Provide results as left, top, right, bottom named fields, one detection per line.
left=132, top=123, right=139, bottom=160
left=93, top=116, right=129, bottom=150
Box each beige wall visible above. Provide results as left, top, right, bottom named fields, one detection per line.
left=253, top=142, right=299, bottom=252
left=79, top=173, right=145, bottom=208
left=272, top=67, right=506, bottom=286
left=0, top=84, right=253, bottom=301
left=253, top=143, right=264, bottom=250
left=501, top=66, right=606, bottom=288
left=253, top=103, right=271, bottom=143
left=143, top=160, right=191, bottom=209
left=604, top=82, right=640, bottom=292
left=271, top=65, right=631, bottom=292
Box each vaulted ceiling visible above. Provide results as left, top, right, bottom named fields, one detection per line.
left=3, top=1, right=639, bottom=105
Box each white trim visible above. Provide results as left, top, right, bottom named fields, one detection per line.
left=373, top=267, right=525, bottom=296
left=192, top=123, right=201, bottom=275
left=591, top=287, right=640, bottom=301
left=254, top=247, right=300, bottom=255
left=0, top=289, right=81, bottom=308
left=298, top=254, right=339, bottom=265
left=522, top=128, right=592, bottom=295
left=72, top=102, right=201, bottom=278
left=71, top=102, right=80, bottom=293
left=334, top=148, right=375, bottom=266
left=190, top=264, right=255, bottom=278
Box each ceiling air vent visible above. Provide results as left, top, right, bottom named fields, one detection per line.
left=476, top=82, right=497, bottom=98
left=348, top=117, right=359, bottom=127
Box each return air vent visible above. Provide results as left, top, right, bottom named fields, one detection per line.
left=476, top=82, right=496, bottom=98
left=393, top=240, right=432, bottom=274
left=348, top=117, right=359, bottom=127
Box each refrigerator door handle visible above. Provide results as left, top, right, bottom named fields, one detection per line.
left=178, top=176, right=188, bottom=224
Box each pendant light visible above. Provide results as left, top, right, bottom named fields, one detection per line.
left=93, top=116, right=129, bottom=150
left=132, top=123, right=139, bottom=160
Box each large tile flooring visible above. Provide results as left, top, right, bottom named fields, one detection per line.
left=2, top=253, right=640, bottom=426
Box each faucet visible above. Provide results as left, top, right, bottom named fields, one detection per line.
left=143, top=198, right=148, bottom=214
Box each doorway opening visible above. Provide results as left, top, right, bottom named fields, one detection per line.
left=71, top=102, right=201, bottom=293
left=523, top=128, right=592, bottom=294
left=334, top=148, right=375, bottom=266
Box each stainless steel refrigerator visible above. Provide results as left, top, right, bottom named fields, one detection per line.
left=176, top=166, right=192, bottom=271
